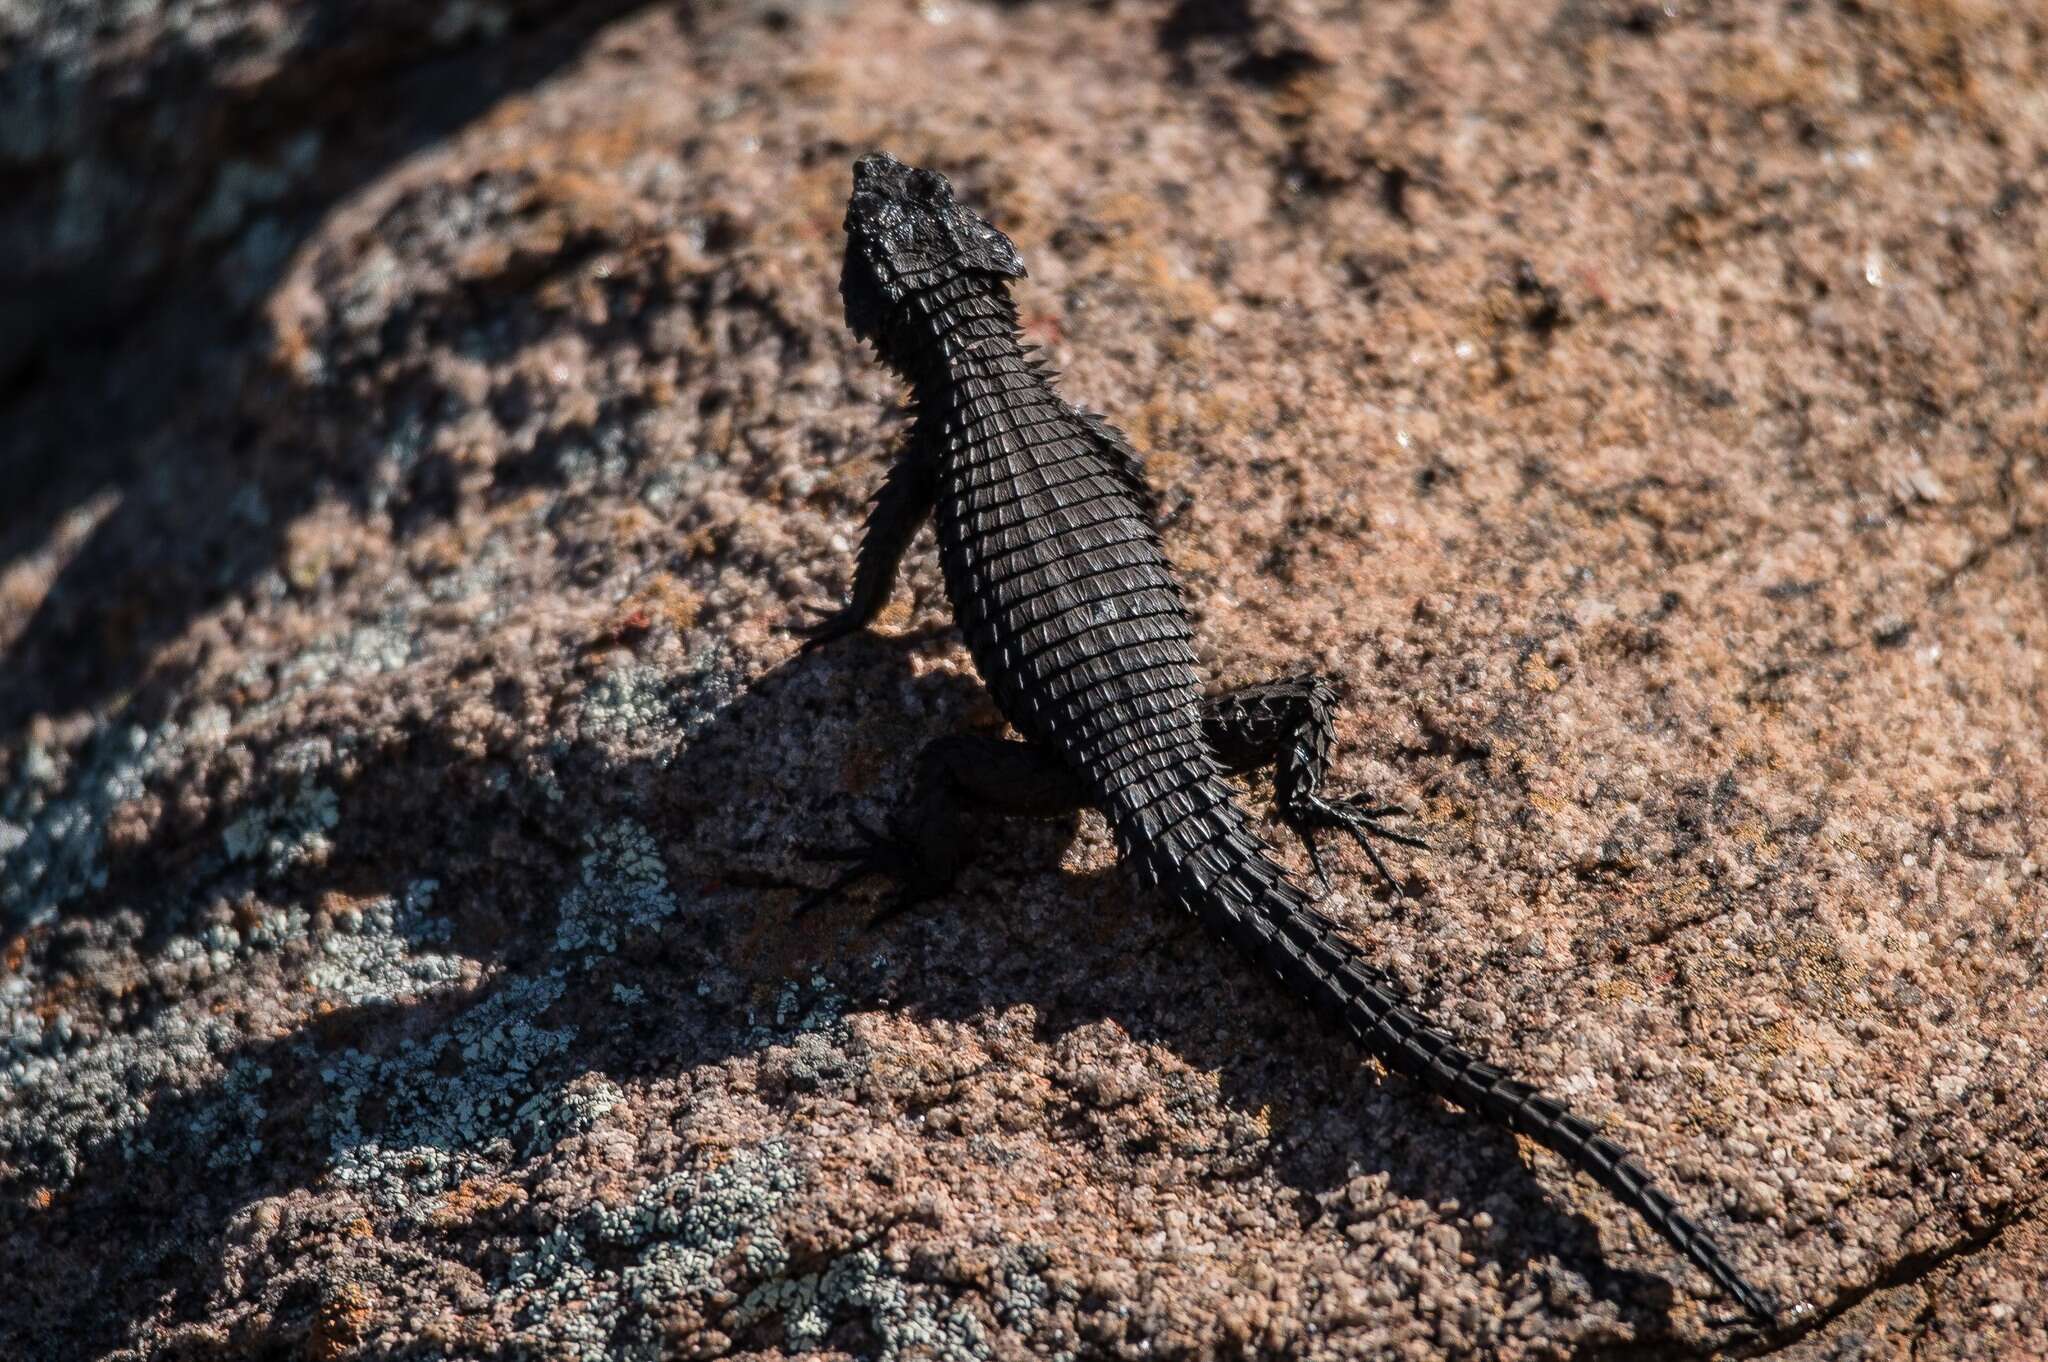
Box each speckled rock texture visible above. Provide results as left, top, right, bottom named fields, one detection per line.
left=3, top=1, right=2044, bottom=1358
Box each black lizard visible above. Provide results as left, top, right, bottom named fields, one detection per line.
left=798, top=151, right=1774, bottom=1324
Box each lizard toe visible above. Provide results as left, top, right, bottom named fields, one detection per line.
left=794, top=601, right=863, bottom=651
left=1287, top=794, right=1427, bottom=892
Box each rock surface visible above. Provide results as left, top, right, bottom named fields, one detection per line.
left=3, top=1, right=2044, bottom=1358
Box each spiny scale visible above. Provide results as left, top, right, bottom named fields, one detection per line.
left=806, top=152, right=1775, bottom=1325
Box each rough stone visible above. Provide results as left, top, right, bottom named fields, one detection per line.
left=3, top=1, right=2044, bottom=1358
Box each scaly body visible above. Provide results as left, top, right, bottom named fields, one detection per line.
left=802, top=152, right=1773, bottom=1323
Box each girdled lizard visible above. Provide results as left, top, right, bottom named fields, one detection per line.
left=798, top=152, right=1773, bottom=1324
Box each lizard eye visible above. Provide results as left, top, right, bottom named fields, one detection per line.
left=910, top=168, right=947, bottom=200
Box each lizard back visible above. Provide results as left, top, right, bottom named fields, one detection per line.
left=923, top=295, right=1221, bottom=837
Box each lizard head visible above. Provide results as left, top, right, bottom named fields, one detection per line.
left=840, top=152, right=1025, bottom=357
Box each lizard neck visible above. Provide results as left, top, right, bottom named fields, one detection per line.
left=890, top=276, right=1040, bottom=411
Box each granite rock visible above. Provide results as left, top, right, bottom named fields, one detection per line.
left=3, top=1, right=2044, bottom=1358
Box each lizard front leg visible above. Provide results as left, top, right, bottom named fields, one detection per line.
left=799, top=734, right=1088, bottom=925
left=799, top=440, right=938, bottom=649
left=1202, top=676, right=1425, bottom=892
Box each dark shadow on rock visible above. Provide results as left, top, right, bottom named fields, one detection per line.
left=2, top=643, right=1702, bottom=1357
left=1156, top=0, right=1333, bottom=87
left=0, top=0, right=654, bottom=745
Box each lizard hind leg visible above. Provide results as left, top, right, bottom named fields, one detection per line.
left=796, top=734, right=1089, bottom=929
left=1200, top=676, right=1426, bottom=893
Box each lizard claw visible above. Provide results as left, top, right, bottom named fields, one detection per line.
left=1291, top=794, right=1427, bottom=895
left=793, top=862, right=879, bottom=918
left=792, top=818, right=891, bottom=915
left=1289, top=822, right=1335, bottom=897
left=794, top=601, right=861, bottom=653
left=791, top=818, right=935, bottom=924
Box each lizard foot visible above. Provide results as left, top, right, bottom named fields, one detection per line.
left=1285, top=794, right=1427, bottom=895
left=793, top=817, right=943, bottom=928
left=793, top=601, right=862, bottom=653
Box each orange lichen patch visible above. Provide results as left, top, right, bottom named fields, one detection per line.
left=479, top=99, right=671, bottom=180
left=263, top=297, right=325, bottom=382
left=1266, top=63, right=1340, bottom=125
left=1747, top=1019, right=1799, bottom=1062
left=1783, top=931, right=1864, bottom=1014
left=1731, top=816, right=1773, bottom=855
left=1130, top=249, right=1226, bottom=334
left=30, top=962, right=127, bottom=1023
left=612, top=572, right=704, bottom=637
left=1593, top=976, right=1648, bottom=1006
left=1859, top=0, right=2001, bottom=115
left=313, top=890, right=382, bottom=929
left=607, top=504, right=662, bottom=544
left=309, top=1281, right=373, bottom=1362
left=781, top=62, right=843, bottom=102
left=476, top=93, right=540, bottom=137
left=405, top=524, right=475, bottom=579
left=1124, top=388, right=1250, bottom=465
left=426, top=1176, right=523, bottom=1230
left=1654, top=876, right=1715, bottom=915
left=1077, top=190, right=1153, bottom=242
left=871, top=597, right=915, bottom=633
left=673, top=524, right=728, bottom=564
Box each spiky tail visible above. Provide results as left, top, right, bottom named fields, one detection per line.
left=1145, top=814, right=1774, bottom=1322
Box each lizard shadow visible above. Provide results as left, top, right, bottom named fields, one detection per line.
left=730, top=645, right=1690, bottom=1333
left=4, top=639, right=1688, bottom=1356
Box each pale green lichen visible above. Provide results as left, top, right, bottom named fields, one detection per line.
left=312, top=819, right=683, bottom=1204
left=222, top=779, right=339, bottom=874
left=306, top=879, right=463, bottom=1005
left=754, top=971, right=852, bottom=1048
left=0, top=705, right=236, bottom=934
left=574, top=649, right=741, bottom=767
left=501, top=1140, right=801, bottom=1360
left=192, top=1055, right=275, bottom=1170
left=735, top=1249, right=995, bottom=1362
left=514, top=1075, right=623, bottom=1161
left=994, top=1244, right=1074, bottom=1354
left=0, top=723, right=151, bottom=934
left=574, top=660, right=687, bottom=765
left=0, top=994, right=255, bottom=1186
left=496, top=1137, right=994, bottom=1361
left=320, top=973, right=574, bottom=1205
left=554, top=819, right=677, bottom=962
left=240, top=614, right=419, bottom=721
